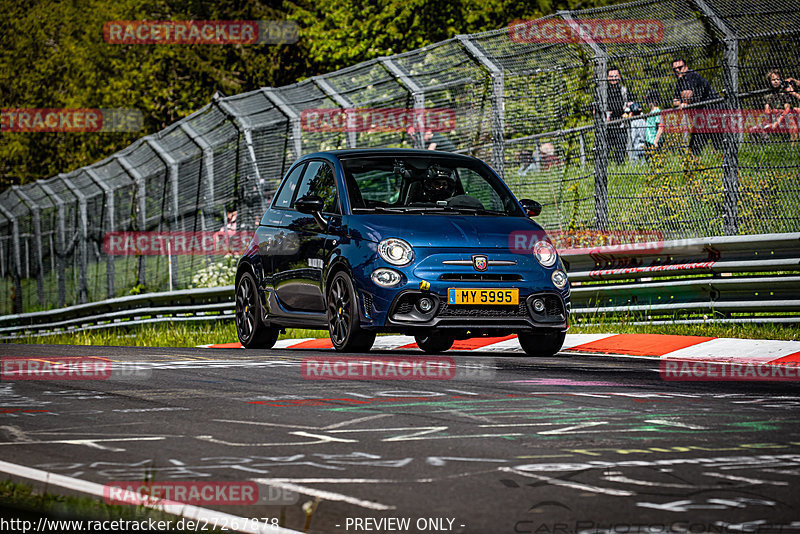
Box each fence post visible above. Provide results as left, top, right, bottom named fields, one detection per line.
left=116, top=155, right=148, bottom=287
left=0, top=204, right=23, bottom=313
left=216, top=97, right=268, bottom=213
left=38, top=183, right=66, bottom=307
left=12, top=187, right=45, bottom=307
left=180, top=122, right=216, bottom=233
left=313, top=75, right=358, bottom=149
left=84, top=168, right=116, bottom=298
left=380, top=58, right=425, bottom=149
left=57, top=174, right=89, bottom=304
left=457, top=35, right=506, bottom=178
left=262, top=89, right=303, bottom=161
left=147, top=138, right=182, bottom=285
left=692, top=0, right=740, bottom=235
left=560, top=11, right=609, bottom=230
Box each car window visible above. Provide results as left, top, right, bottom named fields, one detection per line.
left=293, top=161, right=340, bottom=214
left=457, top=168, right=505, bottom=212
left=340, top=155, right=523, bottom=216
left=272, top=163, right=305, bottom=209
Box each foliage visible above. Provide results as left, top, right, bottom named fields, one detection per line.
left=190, top=254, right=237, bottom=288
left=1, top=0, right=622, bottom=190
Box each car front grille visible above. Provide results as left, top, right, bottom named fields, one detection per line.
left=438, top=302, right=529, bottom=317
left=439, top=273, right=523, bottom=282
left=362, top=292, right=373, bottom=317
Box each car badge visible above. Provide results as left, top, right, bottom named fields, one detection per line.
left=472, top=255, right=488, bottom=271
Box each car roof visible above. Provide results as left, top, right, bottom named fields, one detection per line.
left=304, top=148, right=477, bottom=161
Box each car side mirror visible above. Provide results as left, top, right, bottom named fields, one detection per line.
left=295, top=195, right=324, bottom=214
left=520, top=199, right=542, bottom=217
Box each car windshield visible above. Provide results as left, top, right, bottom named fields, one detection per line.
left=340, top=155, right=524, bottom=216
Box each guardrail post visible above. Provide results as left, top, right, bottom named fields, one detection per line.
left=85, top=168, right=116, bottom=299
left=0, top=204, right=23, bottom=313
left=38, top=183, right=66, bottom=307
left=261, top=89, right=303, bottom=161
left=313, top=76, right=357, bottom=149
left=692, top=0, right=740, bottom=235
left=147, top=138, right=182, bottom=284
left=380, top=58, right=426, bottom=149
left=12, top=187, right=45, bottom=307
left=215, top=97, right=268, bottom=213
left=560, top=11, right=609, bottom=231
left=457, top=35, right=506, bottom=178
left=57, top=175, right=89, bottom=304
left=116, top=155, right=148, bottom=287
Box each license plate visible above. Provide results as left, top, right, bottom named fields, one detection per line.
left=448, top=288, right=519, bottom=306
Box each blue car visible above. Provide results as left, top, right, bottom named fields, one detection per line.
left=234, top=149, right=569, bottom=356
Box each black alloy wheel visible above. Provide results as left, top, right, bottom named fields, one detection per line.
left=235, top=271, right=279, bottom=349
left=327, top=271, right=376, bottom=352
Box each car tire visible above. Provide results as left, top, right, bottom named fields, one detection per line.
left=235, top=271, right=279, bottom=349
left=517, top=330, right=566, bottom=357
left=327, top=271, right=376, bottom=352
left=414, top=332, right=455, bottom=354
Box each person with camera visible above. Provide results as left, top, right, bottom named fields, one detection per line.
left=764, top=69, right=800, bottom=143
left=671, top=58, right=723, bottom=155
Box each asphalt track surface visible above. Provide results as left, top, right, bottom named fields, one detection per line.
left=1, top=343, right=799, bottom=534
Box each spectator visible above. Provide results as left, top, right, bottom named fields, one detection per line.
left=424, top=130, right=457, bottom=152
left=517, top=149, right=539, bottom=175
left=219, top=208, right=237, bottom=234
left=763, top=69, right=800, bottom=142
left=606, top=66, right=633, bottom=165
left=539, top=142, right=560, bottom=171
left=670, top=58, right=723, bottom=154
left=628, top=103, right=647, bottom=164
left=644, top=90, right=664, bottom=150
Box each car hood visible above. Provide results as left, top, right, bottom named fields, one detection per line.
left=348, top=214, right=548, bottom=249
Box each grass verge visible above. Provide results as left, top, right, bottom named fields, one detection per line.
left=7, top=318, right=797, bottom=346
left=0, top=479, right=227, bottom=533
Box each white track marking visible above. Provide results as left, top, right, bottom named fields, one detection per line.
left=499, top=466, right=635, bottom=496
left=703, top=472, right=789, bottom=486
left=322, top=414, right=394, bottom=430
left=253, top=479, right=395, bottom=511
left=0, top=436, right=165, bottom=452
left=662, top=338, right=800, bottom=362
left=0, top=460, right=303, bottom=534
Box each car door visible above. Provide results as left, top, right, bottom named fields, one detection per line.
left=256, top=162, right=305, bottom=291
left=273, top=160, right=341, bottom=312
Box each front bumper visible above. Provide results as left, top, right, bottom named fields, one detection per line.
left=383, top=289, right=568, bottom=331
left=353, top=247, right=570, bottom=333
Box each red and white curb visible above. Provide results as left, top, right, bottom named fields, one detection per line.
left=200, top=333, right=800, bottom=365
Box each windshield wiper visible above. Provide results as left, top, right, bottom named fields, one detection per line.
left=352, top=206, right=420, bottom=213
left=438, top=206, right=507, bottom=216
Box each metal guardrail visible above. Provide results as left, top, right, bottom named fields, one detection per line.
left=0, top=286, right=235, bottom=340
left=0, top=233, right=798, bottom=339
left=565, top=232, right=800, bottom=321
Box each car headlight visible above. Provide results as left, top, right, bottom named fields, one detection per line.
left=533, top=240, right=558, bottom=267
left=378, top=238, right=414, bottom=266
left=372, top=268, right=403, bottom=287
left=552, top=269, right=568, bottom=289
